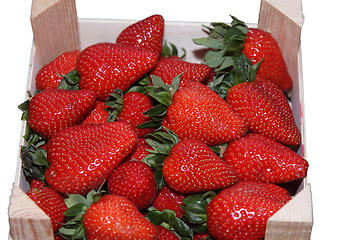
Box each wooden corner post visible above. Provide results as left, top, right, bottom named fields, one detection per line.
left=30, top=0, right=80, bottom=67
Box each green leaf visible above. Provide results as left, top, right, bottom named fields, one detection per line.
left=203, top=50, right=225, bottom=68
left=58, top=70, right=80, bottom=90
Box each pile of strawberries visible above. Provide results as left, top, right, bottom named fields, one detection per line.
left=18, top=14, right=308, bottom=240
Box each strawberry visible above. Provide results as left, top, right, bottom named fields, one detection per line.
left=27, top=89, right=96, bottom=139
left=76, top=42, right=158, bottom=100
left=81, top=100, right=109, bottom=125
left=222, top=133, right=308, bottom=183
left=26, top=187, right=67, bottom=232
left=118, top=91, right=157, bottom=137
left=156, top=225, right=179, bottom=240
left=150, top=56, right=212, bottom=85
left=30, top=178, right=46, bottom=189
left=152, top=185, right=187, bottom=218
left=124, top=138, right=151, bottom=162
left=162, top=81, right=247, bottom=146
left=45, top=121, right=137, bottom=195
left=206, top=180, right=291, bottom=240
left=193, top=233, right=212, bottom=240
left=162, top=138, right=238, bottom=194
left=116, top=14, right=165, bottom=57
left=35, top=50, right=80, bottom=91
left=107, top=161, right=157, bottom=210
left=226, top=77, right=301, bottom=146
left=83, top=194, right=158, bottom=240
left=243, top=28, right=292, bottom=91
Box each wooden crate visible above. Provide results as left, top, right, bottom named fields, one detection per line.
left=8, top=0, right=313, bottom=239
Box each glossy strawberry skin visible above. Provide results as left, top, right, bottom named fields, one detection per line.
left=162, top=138, right=238, bottom=194
left=226, top=77, right=301, bottom=146
left=156, top=225, right=179, bottom=240
left=207, top=181, right=291, bottom=240
left=124, top=138, right=151, bottom=162
left=116, top=14, right=164, bottom=57
left=150, top=56, right=212, bottom=85
left=162, top=81, right=247, bottom=146
left=26, top=187, right=67, bottom=232
left=27, top=89, right=96, bottom=139
left=107, top=161, right=157, bottom=210
left=118, top=91, right=156, bottom=137
left=81, top=100, right=109, bottom=125
left=77, top=42, right=158, bottom=100
left=36, top=50, right=80, bottom=91
left=223, top=133, right=308, bottom=183
left=243, top=28, right=292, bottom=91
left=83, top=194, right=158, bottom=240
left=45, top=122, right=137, bottom=195
left=152, top=185, right=186, bottom=218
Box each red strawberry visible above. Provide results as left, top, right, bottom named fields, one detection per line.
left=45, top=122, right=137, bottom=195
left=27, top=89, right=96, bottom=139
left=107, top=161, right=157, bottom=210
left=81, top=100, right=109, bottom=125
left=162, top=81, right=247, bottom=146
left=83, top=194, right=158, bottom=240
left=30, top=178, right=46, bottom=189
left=193, top=233, right=211, bottom=240
left=118, top=91, right=156, bottom=137
left=76, top=42, right=158, bottom=100
left=156, top=225, right=179, bottom=240
left=124, top=138, right=151, bottom=162
left=162, top=138, right=238, bottom=194
left=243, top=28, right=292, bottom=91
left=226, top=77, right=301, bottom=146
left=223, top=133, right=308, bottom=183
left=206, top=180, right=291, bottom=240
left=116, top=14, right=164, bottom=57
left=36, top=50, right=80, bottom=91
left=152, top=185, right=187, bottom=218
left=26, top=187, right=67, bottom=232
left=150, top=56, right=212, bottom=85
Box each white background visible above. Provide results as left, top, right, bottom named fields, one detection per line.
left=1, top=0, right=359, bottom=239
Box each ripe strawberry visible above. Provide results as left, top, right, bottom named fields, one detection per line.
left=118, top=91, right=156, bottom=137
left=83, top=194, right=158, bottom=240
left=27, top=89, right=96, bottom=139
left=45, top=122, right=137, bottom=195
left=243, top=28, right=292, bottom=91
left=193, top=233, right=211, bottom=240
left=206, top=180, right=291, bottom=240
left=26, top=187, right=67, bottom=232
left=226, top=77, right=301, bottom=146
left=156, top=225, right=179, bottom=240
left=30, top=178, right=46, bottom=189
left=152, top=185, right=187, bottom=218
left=162, top=138, right=238, bottom=194
left=35, top=50, right=80, bottom=91
left=223, top=133, right=308, bottom=183
left=124, top=138, right=151, bottom=162
left=162, top=81, right=247, bottom=146
left=150, top=56, right=212, bottom=85
left=116, top=14, right=165, bottom=57
left=107, top=161, right=157, bottom=210
left=76, top=42, right=158, bottom=100
left=81, top=100, right=109, bottom=125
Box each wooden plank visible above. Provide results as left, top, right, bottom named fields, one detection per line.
left=30, top=0, right=80, bottom=67
left=258, top=0, right=304, bottom=87
left=9, top=186, right=54, bottom=240
left=265, top=184, right=313, bottom=240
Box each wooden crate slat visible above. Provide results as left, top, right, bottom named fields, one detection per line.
left=265, top=184, right=313, bottom=240
left=31, top=0, right=80, bottom=67
left=258, top=0, right=304, bottom=85
left=9, top=186, right=54, bottom=240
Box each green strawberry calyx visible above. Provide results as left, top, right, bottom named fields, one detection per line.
left=59, top=189, right=104, bottom=239
left=143, top=127, right=179, bottom=190
left=193, top=15, right=262, bottom=99
left=146, top=191, right=216, bottom=240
